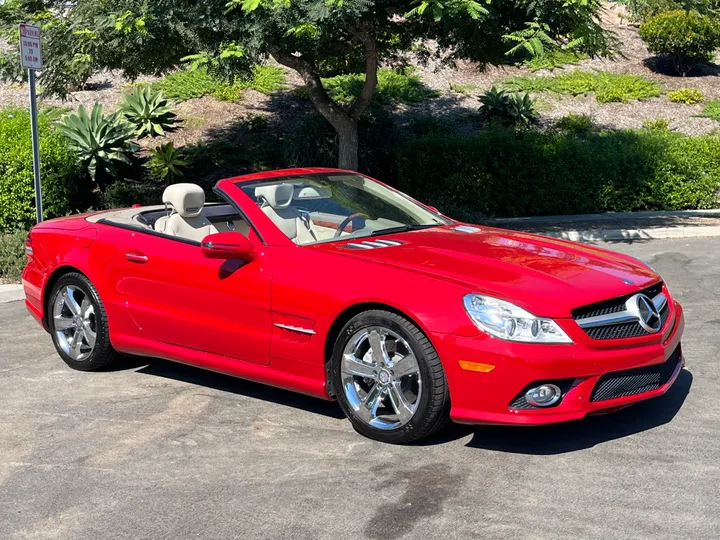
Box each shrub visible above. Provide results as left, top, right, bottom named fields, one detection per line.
left=668, top=87, right=704, bottom=104
left=0, top=107, right=91, bottom=232
left=150, top=65, right=286, bottom=103
left=642, top=118, right=671, bottom=130
left=698, top=99, right=720, bottom=121
left=522, top=48, right=588, bottom=71
left=398, top=129, right=720, bottom=219
left=621, top=0, right=682, bottom=24
left=0, top=230, right=27, bottom=282
left=479, top=87, right=538, bottom=127
left=503, top=70, right=662, bottom=103
left=448, top=82, right=479, bottom=95
left=299, top=68, right=440, bottom=107
left=58, top=104, right=139, bottom=187
left=146, top=143, right=189, bottom=182
left=555, top=113, right=594, bottom=135
left=639, top=11, right=720, bottom=76
left=100, top=180, right=164, bottom=209
left=119, top=86, right=178, bottom=138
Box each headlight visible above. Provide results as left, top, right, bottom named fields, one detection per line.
left=462, top=294, right=572, bottom=344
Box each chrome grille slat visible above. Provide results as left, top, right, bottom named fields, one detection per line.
left=573, top=282, right=670, bottom=340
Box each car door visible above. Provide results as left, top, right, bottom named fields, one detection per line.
left=110, top=225, right=273, bottom=365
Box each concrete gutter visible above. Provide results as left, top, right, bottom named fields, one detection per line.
left=486, top=209, right=720, bottom=242
left=0, top=284, right=24, bottom=304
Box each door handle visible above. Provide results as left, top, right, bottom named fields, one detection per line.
left=125, top=251, right=149, bottom=263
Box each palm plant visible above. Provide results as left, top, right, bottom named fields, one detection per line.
left=119, top=86, right=178, bottom=138
left=58, top=104, right=138, bottom=186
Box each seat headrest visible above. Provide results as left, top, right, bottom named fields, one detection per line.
left=162, top=183, right=205, bottom=218
left=255, top=184, right=294, bottom=209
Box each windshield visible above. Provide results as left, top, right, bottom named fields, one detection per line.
left=238, top=173, right=448, bottom=246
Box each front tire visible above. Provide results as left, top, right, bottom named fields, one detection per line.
left=331, top=310, right=449, bottom=444
left=48, top=272, right=116, bottom=371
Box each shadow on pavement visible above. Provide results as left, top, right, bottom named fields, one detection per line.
left=128, top=356, right=345, bottom=419
left=422, top=369, right=692, bottom=454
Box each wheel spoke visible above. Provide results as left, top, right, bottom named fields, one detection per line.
left=368, top=330, right=389, bottom=367
left=357, top=383, right=385, bottom=422
left=70, top=330, right=83, bottom=358
left=387, top=382, right=415, bottom=424
left=80, top=297, right=93, bottom=319
left=53, top=315, right=74, bottom=331
left=62, top=288, right=81, bottom=316
left=342, top=353, right=376, bottom=378
left=82, top=323, right=96, bottom=348
left=392, top=353, right=419, bottom=379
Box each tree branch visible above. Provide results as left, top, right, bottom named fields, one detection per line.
left=270, top=47, right=349, bottom=127
left=349, top=28, right=378, bottom=121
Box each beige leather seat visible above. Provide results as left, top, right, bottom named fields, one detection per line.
left=255, top=184, right=319, bottom=244
left=155, top=183, right=218, bottom=242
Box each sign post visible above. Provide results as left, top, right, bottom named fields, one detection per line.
left=19, top=23, right=43, bottom=223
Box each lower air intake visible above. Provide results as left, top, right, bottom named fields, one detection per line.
left=590, top=345, right=681, bottom=402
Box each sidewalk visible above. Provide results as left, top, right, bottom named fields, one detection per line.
left=0, top=283, right=24, bottom=304
left=486, top=209, right=720, bottom=242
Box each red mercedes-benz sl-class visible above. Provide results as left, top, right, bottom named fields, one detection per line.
left=22, top=168, right=685, bottom=443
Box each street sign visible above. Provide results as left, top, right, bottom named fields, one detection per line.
left=19, top=23, right=42, bottom=70
left=19, top=23, right=43, bottom=223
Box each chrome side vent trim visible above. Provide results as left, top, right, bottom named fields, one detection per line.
left=452, top=225, right=481, bottom=233
left=343, top=239, right=405, bottom=250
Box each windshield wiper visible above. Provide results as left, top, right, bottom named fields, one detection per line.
left=369, top=224, right=439, bottom=237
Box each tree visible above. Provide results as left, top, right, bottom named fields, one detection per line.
left=1, top=0, right=613, bottom=170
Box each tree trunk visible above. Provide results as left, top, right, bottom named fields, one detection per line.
left=270, top=27, right=377, bottom=171
left=336, top=118, right=359, bottom=170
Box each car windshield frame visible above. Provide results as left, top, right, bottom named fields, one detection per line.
left=234, top=172, right=451, bottom=246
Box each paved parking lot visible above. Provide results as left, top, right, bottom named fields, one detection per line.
left=1, top=237, right=719, bottom=540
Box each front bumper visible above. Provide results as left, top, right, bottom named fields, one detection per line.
left=433, top=300, right=685, bottom=426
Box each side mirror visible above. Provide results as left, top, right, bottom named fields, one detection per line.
left=201, top=232, right=254, bottom=260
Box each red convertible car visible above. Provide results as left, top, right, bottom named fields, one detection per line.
left=22, top=168, right=685, bottom=443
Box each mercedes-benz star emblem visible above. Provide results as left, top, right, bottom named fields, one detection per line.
left=625, top=293, right=662, bottom=333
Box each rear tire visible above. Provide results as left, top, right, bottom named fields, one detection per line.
left=331, top=310, right=450, bottom=444
left=48, top=272, right=117, bottom=371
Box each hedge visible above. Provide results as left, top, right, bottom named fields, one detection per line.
left=0, top=107, right=92, bottom=232
left=398, top=129, right=720, bottom=221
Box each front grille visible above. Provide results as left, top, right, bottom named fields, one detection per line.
left=590, top=345, right=681, bottom=402
left=573, top=281, right=668, bottom=340
left=583, top=301, right=670, bottom=340
left=572, top=282, right=664, bottom=320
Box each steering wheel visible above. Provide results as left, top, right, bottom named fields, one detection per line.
left=334, top=213, right=370, bottom=238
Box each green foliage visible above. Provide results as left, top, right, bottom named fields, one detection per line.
left=642, top=118, right=671, bottom=130
left=479, top=87, right=538, bottom=127
left=146, top=142, right=188, bottom=182
left=0, top=230, right=26, bottom=283
left=639, top=11, right=720, bottom=76
left=0, top=107, right=92, bottom=232
left=448, top=82, right=479, bottom=95
left=620, top=0, right=719, bottom=24
left=409, top=115, right=454, bottom=136
left=119, top=86, right=178, bottom=138
left=555, top=113, right=594, bottom=135
left=522, top=48, right=589, bottom=71
left=100, top=180, right=164, bottom=209
left=150, top=69, right=219, bottom=102
left=312, top=68, right=440, bottom=107
left=58, top=104, right=139, bottom=186
left=399, top=129, right=720, bottom=219
left=668, top=87, right=704, bottom=104
left=503, top=70, right=662, bottom=103
left=150, top=65, right=286, bottom=103
left=698, top=99, right=720, bottom=121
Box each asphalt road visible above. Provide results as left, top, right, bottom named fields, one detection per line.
left=1, top=237, right=719, bottom=540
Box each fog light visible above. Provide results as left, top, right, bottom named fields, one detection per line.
left=525, top=384, right=562, bottom=407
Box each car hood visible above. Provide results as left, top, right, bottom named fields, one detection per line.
left=319, top=224, right=659, bottom=318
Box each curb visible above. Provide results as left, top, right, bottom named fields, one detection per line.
left=0, top=284, right=24, bottom=304
left=526, top=226, right=720, bottom=242
left=487, top=208, right=720, bottom=226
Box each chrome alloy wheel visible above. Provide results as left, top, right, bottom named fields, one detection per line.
left=52, top=285, right=96, bottom=362
left=341, top=327, right=422, bottom=430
